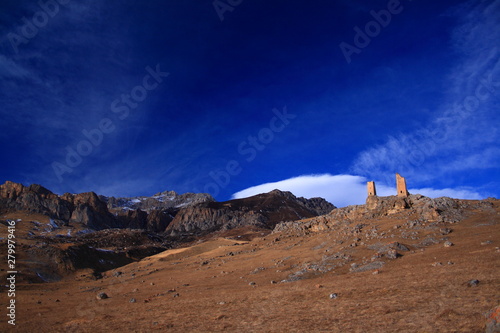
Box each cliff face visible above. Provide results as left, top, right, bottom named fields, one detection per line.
left=0, top=182, right=72, bottom=221
left=0, top=182, right=118, bottom=230
left=0, top=182, right=335, bottom=235
left=166, top=190, right=336, bottom=236
left=0, top=182, right=215, bottom=232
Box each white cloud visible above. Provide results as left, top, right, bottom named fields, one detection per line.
left=232, top=174, right=485, bottom=208
left=409, top=187, right=482, bottom=200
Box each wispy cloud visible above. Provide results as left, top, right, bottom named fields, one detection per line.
left=0, top=54, right=30, bottom=78
left=231, top=174, right=484, bottom=207
left=0, top=1, right=158, bottom=185
left=409, top=187, right=482, bottom=200
left=350, top=0, right=500, bottom=188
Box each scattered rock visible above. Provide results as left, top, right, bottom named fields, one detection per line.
left=249, top=282, right=256, bottom=286
left=96, top=292, right=108, bottom=300
left=271, top=280, right=277, bottom=284
left=113, top=271, right=123, bottom=277
left=443, top=241, right=454, bottom=247
left=315, top=284, right=323, bottom=288
left=481, top=240, right=493, bottom=245
left=420, top=237, right=440, bottom=246
left=129, top=298, right=136, bottom=303
left=350, top=261, right=385, bottom=273
left=485, top=305, right=500, bottom=333
left=388, top=242, right=410, bottom=252
left=329, top=293, right=338, bottom=299
left=440, top=228, right=452, bottom=235
left=467, top=279, right=480, bottom=287
left=173, top=293, right=180, bottom=298
left=251, top=267, right=265, bottom=274
left=432, top=262, right=443, bottom=267
left=386, top=249, right=399, bottom=259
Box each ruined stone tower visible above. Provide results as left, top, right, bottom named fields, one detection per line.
left=367, top=181, right=377, bottom=196
left=396, top=173, right=409, bottom=197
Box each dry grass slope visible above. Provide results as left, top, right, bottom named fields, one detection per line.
left=1, top=199, right=499, bottom=332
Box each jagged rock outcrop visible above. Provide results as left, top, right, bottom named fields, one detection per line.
left=113, top=207, right=175, bottom=232
left=0, top=181, right=73, bottom=221
left=115, top=209, right=148, bottom=230
left=274, top=194, right=493, bottom=234
left=100, top=191, right=215, bottom=232
left=65, top=192, right=119, bottom=229
left=0, top=182, right=120, bottom=230
left=100, top=191, right=214, bottom=212
left=0, top=182, right=179, bottom=231
left=146, top=209, right=176, bottom=233
left=296, top=196, right=336, bottom=216
left=166, top=189, right=335, bottom=236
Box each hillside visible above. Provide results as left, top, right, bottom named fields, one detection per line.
left=0, top=187, right=498, bottom=331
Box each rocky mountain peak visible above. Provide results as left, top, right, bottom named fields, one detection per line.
left=0, top=181, right=29, bottom=199
left=166, top=190, right=335, bottom=236
left=100, top=191, right=214, bottom=212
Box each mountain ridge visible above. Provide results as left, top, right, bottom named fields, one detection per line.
left=0, top=181, right=335, bottom=234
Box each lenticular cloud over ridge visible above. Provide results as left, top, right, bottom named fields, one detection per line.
left=232, top=174, right=393, bottom=207
left=232, top=174, right=484, bottom=208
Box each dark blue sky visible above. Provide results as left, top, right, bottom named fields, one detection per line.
left=1, top=0, right=499, bottom=206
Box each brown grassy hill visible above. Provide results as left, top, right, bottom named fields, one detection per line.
left=3, top=198, right=499, bottom=332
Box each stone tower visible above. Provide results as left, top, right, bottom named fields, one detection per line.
left=367, top=181, right=377, bottom=196
left=396, top=173, right=409, bottom=197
